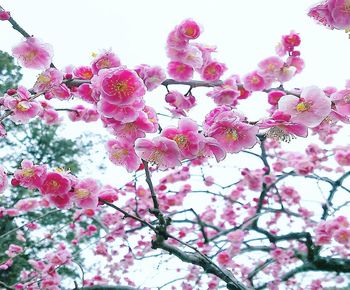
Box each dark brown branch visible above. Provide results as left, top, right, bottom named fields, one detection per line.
left=151, top=239, right=247, bottom=290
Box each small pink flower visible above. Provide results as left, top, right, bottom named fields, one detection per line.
left=161, top=118, right=201, bottom=159
left=207, top=111, right=259, bottom=153
left=197, top=136, right=227, bottom=162
left=278, top=86, right=331, bottom=128
left=135, top=136, right=181, bottom=169
left=75, top=83, right=97, bottom=104
left=135, top=64, right=166, bottom=91
left=177, top=19, right=201, bottom=40
left=334, top=228, right=350, bottom=245
left=243, top=71, right=266, bottom=91
left=3, top=86, right=42, bottom=124
left=201, top=61, right=226, bottom=82
left=207, top=76, right=240, bottom=106
left=98, top=98, right=144, bottom=123
left=6, top=244, right=23, bottom=258
left=73, top=66, right=93, bottom=80
left=165, top=90, right=196, bottom=110
left=14, top=160, right=47, bottom=190
left=98, top=185, right=119, bottom=204
left=40, top=172, right=71, bottom=196
left=106, top=139, right=141, bottom=173
left=48, top=193, right=72, bottom=209
left=0, top=11, right=11, bottom=21
left=328, top=0, right=350, bottom=29
left=33, top=68, right=63, bottom=93
left=14, top=198, right=38, bottom=212
left=331, top=89, right=350, bottom=115
left=167, top=61, right=194, bottom=81
left=74, top=178, right=100, bottom=209
left=0, top=166, right=8, bottom=194
left=91, top=50, right=121, bottom=74
left=217, top=251, right=231, bottom=266
left=48, top=83, right=71, bottom=100
left=12, top=37, right=53, bottom=70
left=258, top=56, right=284, bottom=80
left=100, top=68, right=146, bottom=105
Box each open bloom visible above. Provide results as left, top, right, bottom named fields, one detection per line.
left=106, top=139, right=141, bottom=172
left=99, top=68, right=146, bottom=105
left=14, top=160, right=47, bottom=190
left=12, top=37, right=53, bottom=70
left=167, top=61, right=194, bottom=81
left=278, top=86, right=331, bottom=128
left=161, top=118, right=201, bottom=159
left=40, top=172, right=71, bottom=196
left=91, top=50, right=121, bottom=74
left=135, top=136, right=181, bottom=169
left=206, top=111, right=259, bottom=153
left=331, top=89, right=350, bottom=115
left=73, top=178, right=100, bottom=209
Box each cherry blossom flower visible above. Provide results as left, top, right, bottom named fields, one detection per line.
left=99, top=68, right=146, bottom=105
left=14, top=160, right=47, bottom=190
left=91, top=50, right=121, bottom=74
left=200, top=61, right=226, bottom=82
left=135, top=136, right=181, bottom=169
left=12, top=37, right=53, bottom=70
left=243, top=70, right=267, bottom=91
left=161, top=118, right=201, bottom=159
left=278, top=86, right=331, bottom=128
left=73, top=178, right=100, bottom=209
left=33, top=68, right=63, bottom=93
left=134, top=64, right=166, bottom=91
left=106, top=139, right=141, bottom=172
left=206, top=111, right=259, bottom=153
left=167, top=61, right=194, bottom=81
left=40, top=172, right=71, bottom=196
left=0, top=11, right=10, bottom=21
left=177, top=19, right=201, bottom=40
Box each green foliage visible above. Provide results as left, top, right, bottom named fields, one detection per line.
left=0, top=50, right=22, bottom=93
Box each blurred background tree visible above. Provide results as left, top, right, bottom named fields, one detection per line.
left=0, top=50, right=102, bottom=285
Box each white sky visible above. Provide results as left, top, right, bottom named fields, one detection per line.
left=1, top=1, right=350, bottom=288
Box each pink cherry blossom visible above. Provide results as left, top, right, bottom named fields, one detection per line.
left=3, top=86, right=42, bottom=124
left=177, top=19, right=201, bottom=40
left=33, top=68, right=63, bottom=93
left=207, top=76, right=240, bottom=106
left=106, top=139, right=141, bottom=172
left=165, top=90, right=196, bottom=111
left=243, top=70, right=267, bottom=91
left=91, top=50, right=121, bottom=74
left=331, top=89, right=350, bottom=115
left=206, top=111, right=259, bottom=153
left=167, top=61, right=194, bottom=81
left=134, top=64, right=166, bottom=91
left=201, top=61, right=226, bottom=82
left=0, top=11, right=10, bottom=21
left=73, top=178, right=100, bottom=209
left=99, top=68, right=146, bottom=105
left=161, top=118, right=201, bottom=159
left=278, top=86, right=331, bottom=128
left=40, top=172, right=71, bottom=196
left=258, top=56, right=284, bottom=81
left=328, top=0, right=350, bottom=29
left=12, top=37, right=53, bottom=70
left=75, top=83, right=98, bottom=104
left=0, top=166, right=8, bottom=194
left=197, top=136, right=227, bottom=162
left=135, top=136, right=181, bottom=170
left=98, top=185, right=119, bottom=204
left=73, top=66, right=93, bottom=80
left=14, top=160, right=47, bottom=189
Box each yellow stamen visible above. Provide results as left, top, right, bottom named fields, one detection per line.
left=226, top=128, right=238, bottom=141
left=75, top=189, right=90, bottom=199
left=296, top=102, right=310, bottom=112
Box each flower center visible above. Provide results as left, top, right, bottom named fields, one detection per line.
left=24, top=51, right=37, bottom=61
left=97, top=58, right=111, bottom=69
left=149, top=150, right=162, bottom=164
left=76, top=189, right=90, bottom=199
left=37, top=74, right=51, bottom=84
left=22, top=168, right=35, bottom=178
left=296, top=102, right=310, bottom=112
left=251, top=76, right=260, bottom=84
left=174, top=134, right=188, bottom=148
left=112, top=149, right=128, bottom=161
left=225, top=128, right=238, bottom=141
left=50, top=180, right=59, bottom=189
left=16, top=102, right=30, bottom=112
